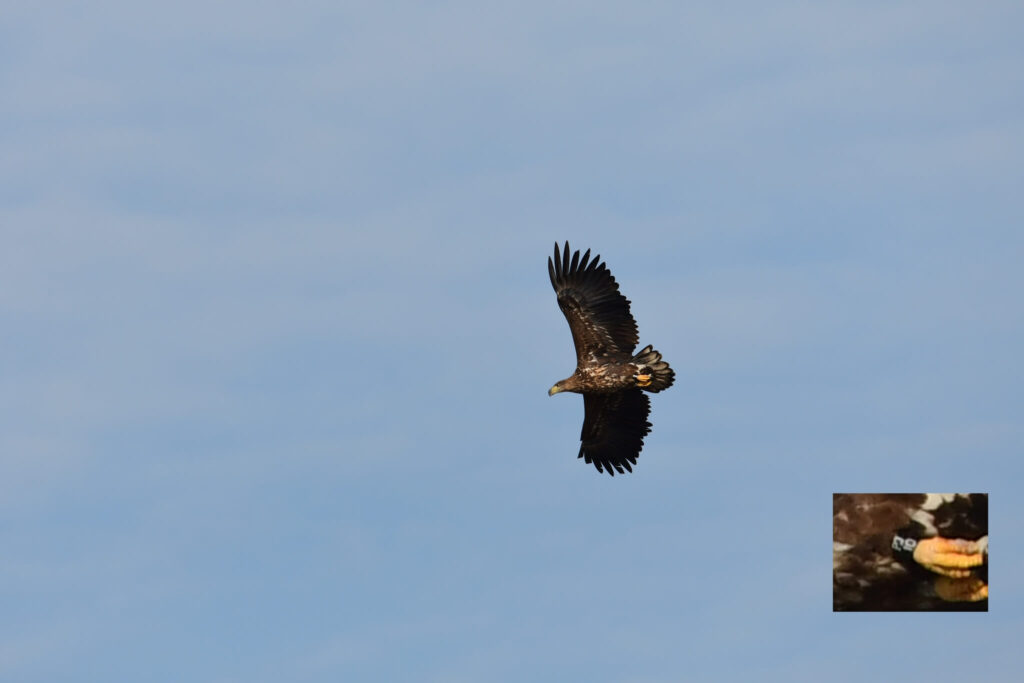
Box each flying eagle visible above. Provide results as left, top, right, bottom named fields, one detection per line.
left=833, top=493, right=988, bottom=611
left=547, top=242, right=674, bottom=475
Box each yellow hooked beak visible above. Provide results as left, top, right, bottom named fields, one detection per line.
left=548, top=385, right=563, bottom=396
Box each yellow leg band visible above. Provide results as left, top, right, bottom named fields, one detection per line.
left=913, top=537, right=985, bottom=578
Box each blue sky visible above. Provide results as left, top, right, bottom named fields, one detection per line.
left=2, top=1, right=1023, bottom=680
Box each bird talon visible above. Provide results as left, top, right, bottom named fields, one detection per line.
left=934, top=575, right=988, bottom=602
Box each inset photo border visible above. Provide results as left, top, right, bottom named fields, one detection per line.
left=833, top=493, right=988, bottom=612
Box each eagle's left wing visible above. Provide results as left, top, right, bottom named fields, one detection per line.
left=549, top=242, right=639, bottom=364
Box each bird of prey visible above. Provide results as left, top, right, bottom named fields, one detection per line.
left=833, top=493, right=988, bottom=611
left=547, top=242, right=674, bottom=475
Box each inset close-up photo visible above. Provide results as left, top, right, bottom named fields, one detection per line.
left=833, top=493, right=988, bottom=612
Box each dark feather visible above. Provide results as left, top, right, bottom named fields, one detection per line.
left=549, top=241, right=639, bottom=364
left=579, top=390, right=651, bottom=476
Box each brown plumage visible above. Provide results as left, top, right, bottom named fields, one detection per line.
left=547, top=242, right=674, bottom=475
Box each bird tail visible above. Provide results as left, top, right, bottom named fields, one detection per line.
left=632, top=345, right=674, bottom=393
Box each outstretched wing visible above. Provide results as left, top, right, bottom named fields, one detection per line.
left=549, top=241, right=638, bottom=365
left=579, top=390, right=651, bottom=476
